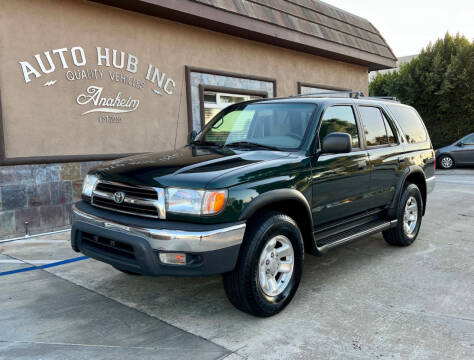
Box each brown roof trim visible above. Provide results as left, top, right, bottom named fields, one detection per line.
left=247, top=0, right=393, bottom=54
left=201, top=1, right=394, bottom=62
left=90, top=0, right=396, bottom=70
left=285, top=0, right=378, bottom=35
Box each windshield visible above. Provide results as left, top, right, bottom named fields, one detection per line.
left=195, top=102, right=317, bottom=150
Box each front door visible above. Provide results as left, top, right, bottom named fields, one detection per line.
left=311, top=105, right=371, bottom=226
left=452, top=134, right=474, bottom=165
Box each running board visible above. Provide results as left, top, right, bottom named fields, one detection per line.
left=313, top=219, right=398, bottom=253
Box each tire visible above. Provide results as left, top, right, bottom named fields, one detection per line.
left=113, top=266, right=141, bottom=275
left=223, top=211, right=304, bottom=317
left=438, top=154, right=455, bottom=169
left=383, top=183, right=423, bottom=247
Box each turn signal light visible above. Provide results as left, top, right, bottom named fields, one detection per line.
left=159, top=252, right=187, bottom=265
left=202, top=190, right=227, bottom=214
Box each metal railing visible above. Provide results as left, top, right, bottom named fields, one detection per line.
left=293, top=90, right=363, bottom=98
left=292, top=91, right=399, bottom=102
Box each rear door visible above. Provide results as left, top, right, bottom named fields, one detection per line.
left=357, top=105, right=403, bottom=208
left=311, top=104, right=371, bottom=226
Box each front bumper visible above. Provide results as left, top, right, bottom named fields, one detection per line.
left=71, top=202, right=245, bottom=276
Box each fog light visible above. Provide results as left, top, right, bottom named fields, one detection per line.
left=159, top=252, right=187, bottom=265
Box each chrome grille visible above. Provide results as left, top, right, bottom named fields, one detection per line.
left=91, top=181, right=165, bottom=219
left=95, top=182, right=158, bottom=200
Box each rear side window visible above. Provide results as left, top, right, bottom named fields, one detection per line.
left=358, top=106, right=395, bottom=146
left=319, top=105, right=359, bottom=148
left=388, top=105, right=427, bottom=143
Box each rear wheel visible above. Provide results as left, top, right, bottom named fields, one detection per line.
left=383, top=183, right=423, bottom=246
left=438, top=154, right=454, bottom=169
left=223, top=212, right=304, bottom=317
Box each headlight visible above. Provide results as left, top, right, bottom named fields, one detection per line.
left=82, top=174, right=99, bottom=197
left=166, top=188, right=227, bottom=215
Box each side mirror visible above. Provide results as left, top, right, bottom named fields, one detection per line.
left=187, top=130, right=198, bottom=144
left=321, top=132, right=352, bottom=154
left=456, top=142, right=464, bottom=147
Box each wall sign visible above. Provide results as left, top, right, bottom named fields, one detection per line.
left=18, top=46, right=176, bottom=122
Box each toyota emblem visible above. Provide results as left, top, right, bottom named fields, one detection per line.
left=113, top=191, right=126, bottom=204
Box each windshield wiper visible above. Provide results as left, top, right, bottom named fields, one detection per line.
left=224, top=141, right=280, bottom=151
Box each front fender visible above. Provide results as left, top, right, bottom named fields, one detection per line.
left=239, top=188, right=312, bottom=221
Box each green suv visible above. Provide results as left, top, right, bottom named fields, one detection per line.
left=71, top=94, right=435, bottom=317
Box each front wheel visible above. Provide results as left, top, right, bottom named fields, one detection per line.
left=438, top=154, right=455, bottom=169
left=223, top=212, right=304, bottom=317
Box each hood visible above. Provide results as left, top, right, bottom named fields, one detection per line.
left=91, top=146, right=289, bottom=188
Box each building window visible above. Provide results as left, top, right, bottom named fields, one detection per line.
left=297, top=82, right=351, bottom=97
left=203, top=90, right=263, bottom=125
left=186, top=67, right=276, bottom=133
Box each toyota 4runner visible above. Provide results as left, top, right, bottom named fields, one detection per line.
left=71, top=93, right=435, bottom=317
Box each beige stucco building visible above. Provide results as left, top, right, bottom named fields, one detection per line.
left=0, top=0, right=396, bottom=237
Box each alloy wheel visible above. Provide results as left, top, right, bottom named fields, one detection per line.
left=258, top=235, right=294, bottom=297
left=440, top=156, right=453, bottom=169
left=403, top=196, right=418, bottom=236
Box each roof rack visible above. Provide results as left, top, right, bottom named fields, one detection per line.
left=291, top=91, right=400, bottom=103
left=293, top=90, right=362, bottom=98
left=364, top=96, right=399, bottom=102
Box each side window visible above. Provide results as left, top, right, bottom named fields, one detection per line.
left=359, top=106, right=391, bottom=146
left=388, top=105, right=427, bottom=143
left=382, top=112, right=396, bottom=144
left=319, top=105, right=359, bottom=148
